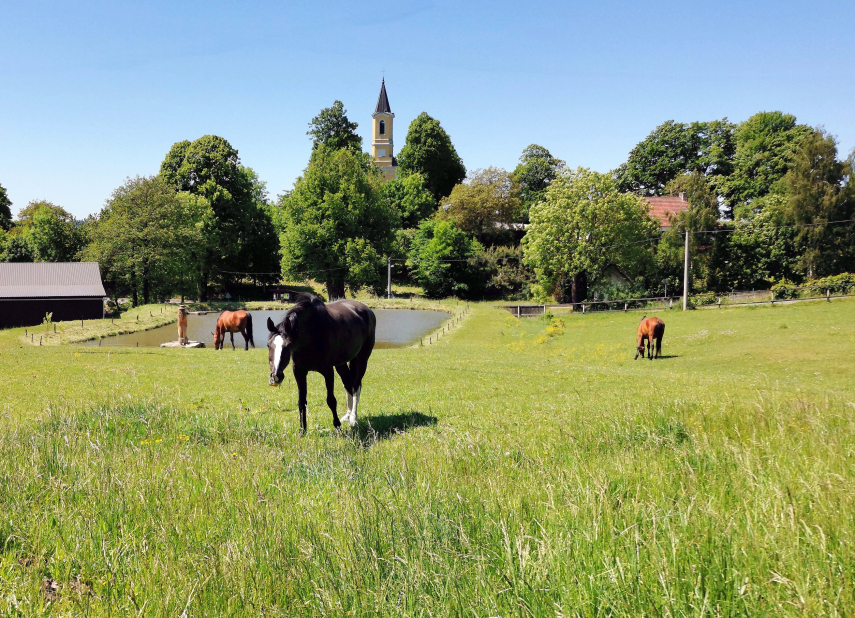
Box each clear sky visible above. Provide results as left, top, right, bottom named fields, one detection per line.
left=1, top=0, right=853, bottom=219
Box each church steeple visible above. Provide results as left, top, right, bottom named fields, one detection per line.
left=371, top=78, right=397, bottom=181
left=374, top=78, right=391, bottom=114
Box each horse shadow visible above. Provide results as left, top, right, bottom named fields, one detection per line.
left=352, top=411, right=437, bottom=445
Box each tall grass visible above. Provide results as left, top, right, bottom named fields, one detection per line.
left=0, top=300, right=854, bottom=615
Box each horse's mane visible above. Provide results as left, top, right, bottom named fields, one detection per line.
left=272, top=293, right=324, bottom=336
left=290, top=293, right=322, bottom=312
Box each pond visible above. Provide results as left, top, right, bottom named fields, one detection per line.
left=79, top=309, right=450, bottom=349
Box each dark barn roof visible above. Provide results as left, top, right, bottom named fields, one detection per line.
left=374, top=78, right=391, bottom=114
left=0, top=262, right=106, bottom=298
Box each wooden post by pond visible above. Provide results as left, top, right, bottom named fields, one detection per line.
left=827, top=289, right=831, bottom=302
left=624, top=303, right=627, bottom=312
left=718, top=298, right=722, bottom=309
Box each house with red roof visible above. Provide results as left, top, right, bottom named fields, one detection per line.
left=642, top=194, right=688, bottom=230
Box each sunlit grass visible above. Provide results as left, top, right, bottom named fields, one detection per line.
left=0, top=299, right=854, bottom=615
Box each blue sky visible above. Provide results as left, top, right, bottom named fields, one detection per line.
left=1, top=0, right=853, bottom=219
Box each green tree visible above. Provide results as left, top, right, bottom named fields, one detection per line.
left=0, top=234, right=34, bottom=262
left=307, top=101, right=362, bottom=152
left=722, top=111, right=814, bottom=218
left=84, top=176, right=211, bottom=306
left=27, top=204, right=84, bottom=262
left=397, top=112, right=466, bottom=200
left=9, top=200, right=84, bottom=262
left=159, top=135, right=275, bottom=299
left=407, top=219, right=482, bottom=299
left=438, top=167, right=523, bottom=242
left=523, top=168, right=659, bottom=303
left=276, top=146, right=399, bottom=299
left=615, top=119, right=735, bottom=197
left=0, top=183, right=12, bottom=231
left=381, top=172, right=436, bottom=229
left=512, top=144, right=565, bottom=218
left=784, top=131, right=854, bottom=277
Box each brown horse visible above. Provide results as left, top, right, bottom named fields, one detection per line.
left=635, top=316, right=665, bottom=360
left=213, top=310, right=255, bottom=350
left=266, top=294, right=375, bottom=434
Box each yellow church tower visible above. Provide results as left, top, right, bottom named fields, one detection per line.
left=371, top=79, right=397, bottom=181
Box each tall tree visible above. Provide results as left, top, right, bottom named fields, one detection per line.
left=407, top=219, right=482, bottom=299
left=159, top=135, right=275, bottom=299
left=307, top=101, right=362, bottom=152
left=615, top=119, right=735, bottom=197
left=276, top=146, right=399, bottom=300
left=438, top=167, right=523, bottom=242
left=0, top=183, right=12, bottom=231
left=523, top=168, right=659, bottom=303
left=397, top=112, right=466, bottom=200
left=84, top=176, right=211, bottom=306
left=784, top=130, right=854, bottom=277
left=381, top=172, right=436, bottom=229
left=512, top=144, right=565, bottom=219
left=26, top=203, right=84, bottom=262
left=722, top=111, right=814, bottom=218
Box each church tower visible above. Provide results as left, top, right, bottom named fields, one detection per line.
left=371, top=79, right=397, bottom=181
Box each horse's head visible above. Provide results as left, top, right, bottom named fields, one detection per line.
left=212, top=327, right=223, bottom=350
left=267, top=314, right=297, bottom=385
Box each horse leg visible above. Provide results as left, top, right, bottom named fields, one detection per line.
left=648, top=337, right=654, bottom=360
left=294, top=367, right=308, bottom=436
left=322, top=367, right=341, bottom=429
left=346, top=338, right=374, bottom=426
left=335, top=363, right=355, bottom=423
left=230, top=332, right=235, bottom=350
left=241, top=327, right=249, bottom=351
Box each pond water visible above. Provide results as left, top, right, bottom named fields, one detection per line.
left=79, top=309, right=450, bottom=349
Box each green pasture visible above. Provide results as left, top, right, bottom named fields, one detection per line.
left=1, top=299, right=854, bottom=616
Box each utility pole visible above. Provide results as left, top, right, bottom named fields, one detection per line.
left=387, top=258, right=392, bottom=299
left=682, top=230, right=690, bottom=311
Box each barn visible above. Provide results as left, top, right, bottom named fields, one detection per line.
left=0, top=262, right=107, bottom=329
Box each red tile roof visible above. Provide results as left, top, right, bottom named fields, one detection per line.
left=642, top=195, right=688, bottom=228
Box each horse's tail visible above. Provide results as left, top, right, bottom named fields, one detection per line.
left=246, top=312, right=255, bottom=348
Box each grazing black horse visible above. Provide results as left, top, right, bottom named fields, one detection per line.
left=267, top=294, right=375, bottom=434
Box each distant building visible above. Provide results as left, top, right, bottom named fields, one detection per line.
left=371, top=79, right=398, bottom=181
left=0, top=262, right=106, bottom=328
left=642, top=194, right=688, bottom=230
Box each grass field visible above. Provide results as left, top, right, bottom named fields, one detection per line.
left=1, top=299, right=854, bottom=616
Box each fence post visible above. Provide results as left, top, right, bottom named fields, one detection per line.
left=770, top=291, right=775, bottom=305
left=669, top=299, right=673, bottom=310
left=827, top=289, right=830, bottom=302
left=682, top=230, right=690, bottom=311
left=624, top=302, right=627, bottom=313
left=718, top=297, right=721, bottom=309
left=582, top=304, right=586, bottom=314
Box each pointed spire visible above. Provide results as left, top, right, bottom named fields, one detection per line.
left=374, top=78, right=391, bottom=114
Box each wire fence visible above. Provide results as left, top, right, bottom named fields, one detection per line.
left=503, top=282, right=855, bottom=317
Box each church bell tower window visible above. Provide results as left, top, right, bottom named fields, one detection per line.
left=379, top=120, right=385, bottom=135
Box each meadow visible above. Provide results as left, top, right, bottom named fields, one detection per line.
left=0, top=299, right=854, bottom=616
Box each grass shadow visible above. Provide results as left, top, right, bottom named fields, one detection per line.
left=355, top=411, right=437, bottom=444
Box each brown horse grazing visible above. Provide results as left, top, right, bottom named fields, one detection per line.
left=213, top=310, right=255, bottom=350
left=635, top=316, right=665, bottom=360
left=266, top=294, right=375, bottom=434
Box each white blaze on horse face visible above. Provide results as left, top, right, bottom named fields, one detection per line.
left=272, top=335, right=286, bottom=378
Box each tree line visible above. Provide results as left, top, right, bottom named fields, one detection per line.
left=1, top=107, right=852, bottom=305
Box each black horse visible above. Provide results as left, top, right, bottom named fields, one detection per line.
left=267, top=294, right=375, bottom=434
